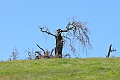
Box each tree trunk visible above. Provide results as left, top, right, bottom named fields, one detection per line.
left=55, top=29, right=63, bottom=58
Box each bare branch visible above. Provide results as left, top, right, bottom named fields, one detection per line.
left=63, top=53, right=71, bottom=58
left=36, top=44, right=45, bottom=54
left=60, top=20, right=92, bottom=54
left=62, top=35, right=72, bottom=43
left=51, top=48, right=55, bottom=54
left=69, top=44, right=76, bottom=53
left=38, top=26, right=56, bottom=37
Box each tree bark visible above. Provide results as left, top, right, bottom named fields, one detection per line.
left=55, top=29, right=63, bottom=58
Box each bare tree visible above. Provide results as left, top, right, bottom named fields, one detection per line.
left=38, top=19, right=92, bottom=58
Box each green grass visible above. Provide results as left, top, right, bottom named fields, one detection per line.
left=0, top=58, right=120, bottom=80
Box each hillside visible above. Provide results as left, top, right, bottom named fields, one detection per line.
left=0, top=58, right=120, bottom=80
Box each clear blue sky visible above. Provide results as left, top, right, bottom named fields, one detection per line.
left=0, top=0, right=120, bottom=61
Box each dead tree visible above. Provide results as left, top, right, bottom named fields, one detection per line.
left=106, top=44, right=116, bottom=58
left=38, top=19, right=92, bottom=58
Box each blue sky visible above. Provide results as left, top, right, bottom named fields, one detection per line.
left=0, top=0, right=120, bottom=60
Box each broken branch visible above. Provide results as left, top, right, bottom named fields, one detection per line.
left=36, top=44, right=45, bottom=54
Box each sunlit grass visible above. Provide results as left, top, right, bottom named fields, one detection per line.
left=0, top=58, right=120, bottom=80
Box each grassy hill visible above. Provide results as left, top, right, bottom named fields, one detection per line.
left=0, top=58, right=120, bottom=80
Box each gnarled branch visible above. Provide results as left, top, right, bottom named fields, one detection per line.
left=38, top=26, right=56, bottom=37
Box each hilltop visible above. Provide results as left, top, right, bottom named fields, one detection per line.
left=0, top=58, right=120, bottom=80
